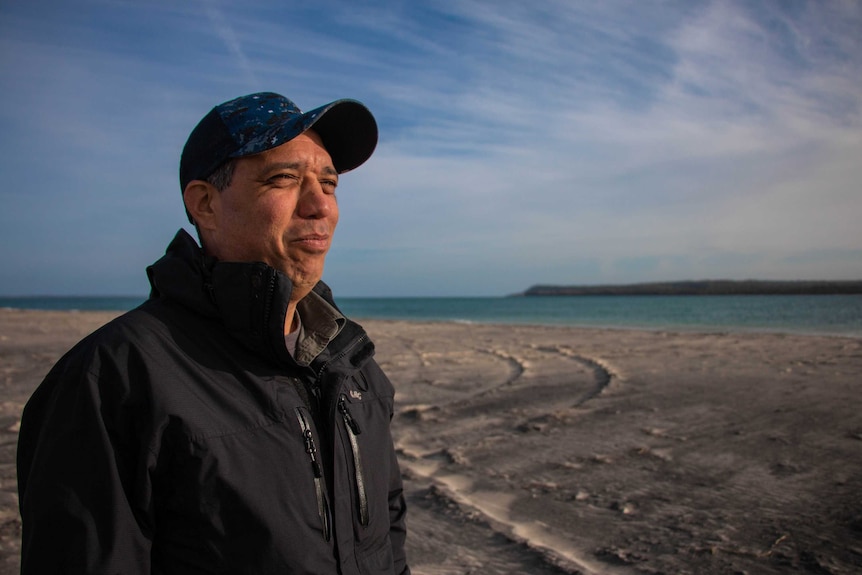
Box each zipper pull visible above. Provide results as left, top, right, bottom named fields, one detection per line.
left=303, top=429, right=323, bottom=478
left=295, top=408, right=332, bottom=541
left=307, top=382, right=322, bottom=412
left=338, top=394, right=369, bottom=526
left=338, top=395, right=362, bottom=435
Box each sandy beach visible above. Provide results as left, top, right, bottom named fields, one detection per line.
left=1, top=308, right=861, bottom=574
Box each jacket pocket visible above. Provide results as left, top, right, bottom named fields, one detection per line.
left=357, top=538, right=395, bottom=575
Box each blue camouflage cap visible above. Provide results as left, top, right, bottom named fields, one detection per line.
left=179, top=92, right=378, bottom=192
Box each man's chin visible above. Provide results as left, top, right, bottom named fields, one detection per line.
left=284, top=265, right=325, bottom=293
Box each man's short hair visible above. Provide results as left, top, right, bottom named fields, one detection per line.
left=205, top=160, right=236, bottom=192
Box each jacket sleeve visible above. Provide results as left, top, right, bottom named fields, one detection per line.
left=17, top=341, right=155, bottom=574
left=387, top=438, right=410, bottom=575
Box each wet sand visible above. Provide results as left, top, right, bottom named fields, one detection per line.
left=2, top=309, right=862, bottom=574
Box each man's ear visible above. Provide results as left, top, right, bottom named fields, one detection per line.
left=183, top=180, right=219, bottom=230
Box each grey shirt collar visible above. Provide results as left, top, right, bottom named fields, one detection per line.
left=288, top=290, right=346, bottom=366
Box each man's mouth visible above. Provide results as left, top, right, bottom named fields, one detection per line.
left=292, top=234, right=331, bottom=252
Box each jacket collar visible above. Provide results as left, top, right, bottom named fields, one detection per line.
left=146, top=229, right=372, bottom=371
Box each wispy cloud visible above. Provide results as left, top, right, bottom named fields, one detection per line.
left=199, top=0, right=258, bottom=86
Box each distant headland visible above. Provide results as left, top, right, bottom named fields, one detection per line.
left=518, top=280, right=862, bottom=296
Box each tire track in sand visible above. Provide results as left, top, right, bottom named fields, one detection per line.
left=532, top=345, right=623, bottom=405
left=397, top=343, right=626, bottom=575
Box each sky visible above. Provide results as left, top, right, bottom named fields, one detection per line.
left=1, top=0, right=860, bottom=297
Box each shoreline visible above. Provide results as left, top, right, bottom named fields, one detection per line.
left=2, top=310, right=861, bottom=574
left=358, top=316, right=862, bottom=340
left=8, top=305, right=859, bottom=340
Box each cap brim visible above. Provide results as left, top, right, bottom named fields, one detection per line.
left=303, top=99, right=378, bottom=173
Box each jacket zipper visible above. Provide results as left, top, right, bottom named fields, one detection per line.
left=307, top=333, right=368, bottom=420
left=298, top=333, right=370, bottom=531
left=314, top=334, right=369, bottom=382
left=264, top=269, right=277, bottom=318
left=338, top=394, right=369, bottom=526
left=295, top=407, right=332, bottom=541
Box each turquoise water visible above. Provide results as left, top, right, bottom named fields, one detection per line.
left=338, top=295, right=862, bottom=337
left=0, top=296, right=147, bottom=311
left=3, top=295, right=861, bottom=337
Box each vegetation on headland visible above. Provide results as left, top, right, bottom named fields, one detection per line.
left=520, top=280, right=862, bottom=296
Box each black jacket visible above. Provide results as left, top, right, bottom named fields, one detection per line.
left=17, top=230, right=409, bottom=574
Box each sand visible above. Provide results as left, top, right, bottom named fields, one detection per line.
left=1, top=308, right=861, bottom=574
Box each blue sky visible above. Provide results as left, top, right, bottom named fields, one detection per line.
left=1, top=0, right=860, bottom=297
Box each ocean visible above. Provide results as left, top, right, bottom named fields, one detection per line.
left=2, top=294, right=861, bottom=337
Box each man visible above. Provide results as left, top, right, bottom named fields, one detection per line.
left=17, top=92, right=410, bottom=574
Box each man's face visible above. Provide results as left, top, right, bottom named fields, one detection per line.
left=206, top=130, right=339, bottom=299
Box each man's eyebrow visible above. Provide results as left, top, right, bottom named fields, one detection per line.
left=262, top=161, right=302, bottom=173
left=261, top=162, right=338, bottom=177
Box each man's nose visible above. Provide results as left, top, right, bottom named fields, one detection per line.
left=297, top=180, right=334, bottom=219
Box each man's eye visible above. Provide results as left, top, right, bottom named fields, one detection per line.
left=321, top=181, right=338, bottom=194
left=269, top=174, right=298, bottom=184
